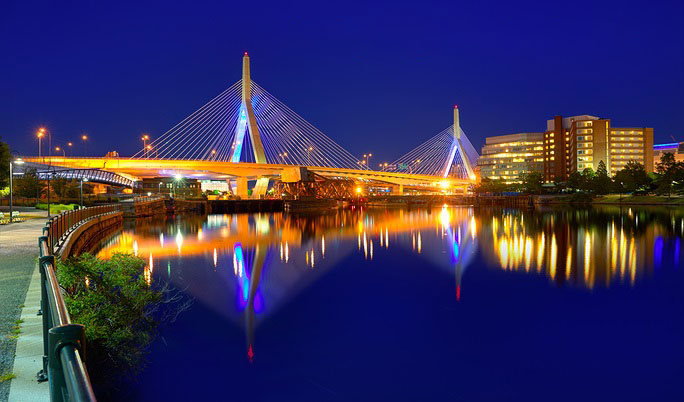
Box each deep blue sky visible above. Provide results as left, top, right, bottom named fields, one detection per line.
left=1, top=0, right=683, bottom=164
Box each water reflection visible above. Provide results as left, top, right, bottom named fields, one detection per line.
left=478, top=207, right=683, bottom=289
left=97, top=206, right=683, bottom=362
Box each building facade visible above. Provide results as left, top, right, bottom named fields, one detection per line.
left=543, top=115, right=653, bottom=182
left=653, top=142, right=684, bottom=171
left=478, top=133, right=544, bottom=183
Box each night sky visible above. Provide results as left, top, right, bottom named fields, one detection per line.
left=1, top=0, right=683, bottom=165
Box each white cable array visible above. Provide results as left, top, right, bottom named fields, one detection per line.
left=131, top=79, right=366, bottom=170
left=251, top=82, right=367, bottom=169
left=389, top=125, right=479, bottom=179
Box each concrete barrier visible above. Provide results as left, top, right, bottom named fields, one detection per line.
left=57, top=212, right=123, bottom=259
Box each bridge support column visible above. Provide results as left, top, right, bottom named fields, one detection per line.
left=393, top=184, right=403, bottom=195
left=236, top=177, right=249, bottom=198
left=252, top=177, right=270, bottom=198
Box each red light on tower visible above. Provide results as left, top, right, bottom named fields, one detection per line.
left=454, top=104, right=458, bottom=109
left=244, top=51, right=248, bottom=56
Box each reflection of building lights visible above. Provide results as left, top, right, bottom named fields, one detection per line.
left=584, top=231, right=591, bottom=287
left=321, top=236, right=325, bottom=258
left=176, top=231, right=183, bottom=254
left=285, top=242, right=289, bottom=263
left=213, top=248, right=217, bottom=268
left=370, top=239, right=374, bottom=260
left=417, top=232, right=422, bottom=253
left=133, top=241, right=138, bottom=256
left=159, top=233, right=164, bottom=248
left=549, top=234, right=557, bottom=279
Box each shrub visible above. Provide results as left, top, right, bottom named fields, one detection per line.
left=35, top=203, right=76, bottom=214
left=57, top=253, right=162, bottom=387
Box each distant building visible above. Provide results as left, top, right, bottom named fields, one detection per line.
left=653, top=142, right=684, bottom=171
left=478, top=133, right=544, bottom=184
left=139, top=177, right=201, bottom=197
left=543, top=115, right=654, bottom=182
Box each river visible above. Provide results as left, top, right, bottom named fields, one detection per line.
left=97, top=205, right=684, bottom=401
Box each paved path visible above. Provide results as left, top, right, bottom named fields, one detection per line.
left=0, top=212, right=48, bottom=402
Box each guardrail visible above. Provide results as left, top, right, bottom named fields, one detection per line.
left=46, top=205, right=119, bottom=253
left=38, top=205, right=121, bottom=401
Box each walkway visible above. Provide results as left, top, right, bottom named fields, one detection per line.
left=0, top=212, right=48, bottom=402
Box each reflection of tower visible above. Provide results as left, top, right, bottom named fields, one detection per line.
left=242, top=245, right=268, bottom=363
left=230, top=53, right=267, bottom=164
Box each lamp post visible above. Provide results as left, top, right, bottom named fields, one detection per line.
left=82, top=134, right=88, bottom=156
left=55, top=146, right=65, bottom=157
left=80, top=177, right=88, bottom=208
left=307, top=147, right=313, bottom=166
left=37, top=128, right=45, bottom=159
left=367, top=153, right=372, bottom=169
left=141, top=134, right=150, bottom=157
left=67, top=141, right=73, bottom=155
left=9, top=159, right=24, bottom=223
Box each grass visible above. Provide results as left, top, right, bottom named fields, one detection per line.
left=35, top=203, right=77, bottom=214
left=592, top=194, right=684, bottom=205
left=14, top=319, right=24, bottom=325
left=0, top=373, right=16, bottom=383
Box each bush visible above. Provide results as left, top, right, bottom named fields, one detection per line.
left=35, top=203, right=76, bottom=214
left=57, top=253, right=163, bottom=388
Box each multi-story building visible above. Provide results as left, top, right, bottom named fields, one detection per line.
left=478, top=133, right=544, bottom=183
left=543, top=115, right=653, bottom=182
left=653, top=142, right=684, bottom=171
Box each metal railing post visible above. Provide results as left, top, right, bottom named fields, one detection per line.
left=37, top=249, right=52, bottom=382
left=47, top=324, right=86, bottom=402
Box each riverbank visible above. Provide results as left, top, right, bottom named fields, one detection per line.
left=537, top=194, right=684, bottom=206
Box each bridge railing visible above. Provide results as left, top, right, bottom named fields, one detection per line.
left=46, top=205, right=119, bottom=252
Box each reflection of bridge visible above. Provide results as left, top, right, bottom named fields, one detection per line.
left=24, top=54, right=478, bottom=196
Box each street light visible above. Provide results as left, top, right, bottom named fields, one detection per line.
left=367, top=153, right=373, bottom=168
left=82, top=134, right=88, bottom=156
left=9, top=158, right=24, bottom=223
left=55, top=146, right=65, bottom=157
left=79, top=177, right=88, bottom=208
left=307, top=146, right=313, bottom=165
left=36, top=128, right=45, bottom=159
left=141, top=134, right=150, bottom=157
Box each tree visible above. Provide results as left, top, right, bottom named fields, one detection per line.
left=566, top=171, right=583, bottom=192
left=520, top=171, right=543, bottom=194
left=592, top=161, right=612, bottom=195
left=580, top=168, right=596, bottom=192
left=0, top=137, right=10, bottom=189
left=13, top=167, right=44, bottom=198
left=613, top=161, right=651, bottom=193
left=474, top=178, right=510, bottom=194
left=654, top=152, right=681, bottom=197
left=656, top=152, right=676, bottom=175
left=51, top=177, right=69, bottom=198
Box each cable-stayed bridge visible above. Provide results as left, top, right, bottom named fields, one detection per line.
left=25, top=53, right=478, bottom=196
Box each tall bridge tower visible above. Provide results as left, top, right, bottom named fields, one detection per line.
left=230, top=52, right=267, bottom=163
left=443, top=105, right=475, bottom=179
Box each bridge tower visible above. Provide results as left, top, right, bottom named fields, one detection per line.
left=230, top=52, right=267, bottom=164
left=443, top=105, right=475, bottom=180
